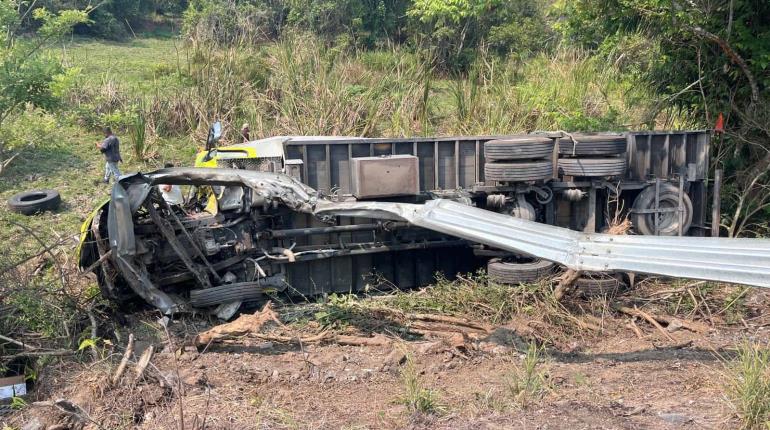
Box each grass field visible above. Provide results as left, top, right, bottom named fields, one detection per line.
left=1, top=37, right=200, bottom=259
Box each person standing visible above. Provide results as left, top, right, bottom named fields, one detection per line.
left=97, top=127, right=122, bottom=184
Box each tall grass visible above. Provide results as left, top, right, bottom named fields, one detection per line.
left=724, top=342, right=770, bottom=429
left=59, top=33, right=660, bottom=151
left=129, top=102, right=148, bottom=161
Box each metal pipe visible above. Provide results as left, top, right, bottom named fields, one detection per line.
left=264, top=222, right=409, bottom=238
left=271, top=239, right=467, bottom=263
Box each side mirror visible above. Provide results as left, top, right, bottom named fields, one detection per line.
left=205, top=121, right=223, bottom=150
left=202, top=148, right=217, bottom=163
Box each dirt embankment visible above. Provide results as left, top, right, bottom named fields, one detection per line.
left=7, top=285, right=770, bottom=430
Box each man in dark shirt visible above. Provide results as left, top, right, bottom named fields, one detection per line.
left=96, top=127, right=122, bottom=184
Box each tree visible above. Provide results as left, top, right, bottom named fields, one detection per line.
left=407, top=0, right=551, bottom=71
left=0, top=1, right=88, bottom=175
left=554, top=0, right=770, bottom=236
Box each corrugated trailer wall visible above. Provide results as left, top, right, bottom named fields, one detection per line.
left=284, top=131, right=711, bottom=233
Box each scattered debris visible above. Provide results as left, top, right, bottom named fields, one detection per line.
left=134, top=346, right=155, bottom=383
left=111, top=333, right=135, bottom=385
left=194, top=302, right=282, bottom=346
left=617, top=306, right=676, bottom=341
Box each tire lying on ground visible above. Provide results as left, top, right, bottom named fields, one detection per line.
left=7, top=189, right=62, bottom=215
left=558, top=134, right=626, bottom=156
left=574, top=273, right=625, bottom=298
left=487, top=256, right=557, bottom=285
left=485, top=160, right=553, bottom=182
left=484, top=137, right=555, bottom=161
left=557, top=157, right=627, bottom=177
left=630, top=183, right=693, bottom=236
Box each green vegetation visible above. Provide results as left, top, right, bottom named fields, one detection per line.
left=397, top=352, right=445, bottom=415
left=505, top=342, right=550, bottom=408
left=723, top=342, right=770, bottom=429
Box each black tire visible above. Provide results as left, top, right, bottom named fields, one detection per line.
left=485, top=160, right=553, bottom=182
left=484, top=137, right=555, bottom=161
left=575, top=273, right=625, bottom=298
left=488, top=256, right=556, bottom=285
left=7, top=189, right=61, bottom=215
left=631, top=183, right=693, bottom=236
left=557, top=157, right=627, bottom=177
left=558, top=134, right=626, bottom=156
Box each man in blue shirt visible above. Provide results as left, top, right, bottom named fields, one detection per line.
left=96, top=127, right=122, bottom=184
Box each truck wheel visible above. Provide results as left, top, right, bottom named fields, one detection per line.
left=631, top=183, right=693, bottom=236
left=558, top=134, right=626, bottom=156
left=557, top=157, right=627, bottom=177
left=487, top=256, right=556, bottom=285
left=484, top=137, right=555, bottom=161
left=575, top=273, right=625, bottom=298
left=7, top=189, right=61, bottom=215
left=485, top=160, right=553, bottom=182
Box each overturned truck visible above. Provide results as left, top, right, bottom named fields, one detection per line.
left=77, top=131, right=770, bottom=314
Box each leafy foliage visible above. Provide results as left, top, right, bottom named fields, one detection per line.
left=0, top=1, right=87, bottom=173
left=408, top=0, right=552, bottom=70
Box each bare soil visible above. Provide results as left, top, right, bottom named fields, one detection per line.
left=6, top=289, right=770, bottom=430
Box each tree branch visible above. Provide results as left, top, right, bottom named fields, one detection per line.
left=690, top=26, right=759, bottom=103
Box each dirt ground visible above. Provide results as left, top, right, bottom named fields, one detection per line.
left=5, top=286, right=770, bottom=430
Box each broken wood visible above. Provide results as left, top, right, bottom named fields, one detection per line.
left=627, top=319, right=644, bottom=339
left=408, top=314, right=493, bottom=333
left=134, top=346, right=155, bottom=383
left=409, top=320, right=488, bottom=335
left=79, top=250, right=113, bottom=276
left=619, top=305, right=708, bottom=334
left=111, top=333, right=135, bottom=384
left=554, top=269, right=581, bottom=301
left=617, top=306, right=675, bottom=341
left=334, top=334, right=391, bottom=347
left=194, top=301, right=281, bottom=346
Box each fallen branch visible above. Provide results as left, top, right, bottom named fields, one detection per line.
left=617, top=306, right=675, bottom=341
left=254, top=331, right=330, bottom=344
left=334, top=334, right=391, bottom=347
left=627, top=319, right=644, bottom=339
left=690, top=26, right=759, bottom=103
left=111, top=333, right=135, bottom=384
left=409, top=320, right=488, bottom=335
left=79, top=250, right=113, bottom=276
left=408, top=313, right=493, bottom=333
left=133, top=346, right=154, bottom=383
left=0, top=334, right=33, bottom=349
left=3, top=349, right=75, bottom=359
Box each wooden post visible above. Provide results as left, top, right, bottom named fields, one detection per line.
left=712, top=169, right=722, bottom=237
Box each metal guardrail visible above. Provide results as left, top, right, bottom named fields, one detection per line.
left=316, top=199, right=770, bottom=288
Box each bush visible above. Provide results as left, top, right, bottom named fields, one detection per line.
left=182, top=0, right=286, bottom=45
